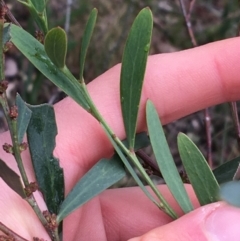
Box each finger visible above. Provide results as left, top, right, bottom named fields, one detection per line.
left=128, top=202, right=240, bottom=241
left=0, top=179, right=49, bottom=240
left=64, top=185, right=200, bottom=241
left=53, top=37, right=240, bottom=191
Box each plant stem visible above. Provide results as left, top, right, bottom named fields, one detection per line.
left=136, top=149, right=162, bottom=177
left=230, top=101, right=240, bottom=149
left=0, top=93, right=59, bottom=240
left=0, top=0, right=21, bottom=27
left=79, top=81, right=178, bottom=219
left=65, top=0, right=73, bottom=35
left=0, top=222, right=29, bottom=241
left=229, top=12, right=240, bottom=151
left=0, top=13, right=56, bottom=239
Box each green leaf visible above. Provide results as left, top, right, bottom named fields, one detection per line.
left=79, top=8, right=97, bottom=81
left=213, top=156, right=240, bottom=184
left=178, top=133, right=220, bottom=206
left=146, top=101, right=193, bottom=213
left=57, top=156, right=126, bottom=222
left=44, top=27, right=67, bottom=69
left=0, top=159, right=25, bottom=198
left=219, top=181, right=240, bottom=207
left=8, top=23, right=89, bottom=111
left=27, top=104, right=64, bottom=214
left=120, top=8, right=153, bottom=149
left=16, top=94, right=32, bottom=143
left=102, top=126, right=178, bottom=219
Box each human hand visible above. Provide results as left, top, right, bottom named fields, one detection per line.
left=1, top=37, right=240, bottom=241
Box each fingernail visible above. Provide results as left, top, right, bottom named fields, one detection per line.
left=205, top=204, right=240, bottom=241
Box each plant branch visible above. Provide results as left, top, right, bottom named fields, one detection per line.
left=229, top=14, right=240, bottom=151
left=229, top=87, right=240, bottom=150
left=179, top=0, right=213, bottom=167
left=0, top=0, right=21, bottom=27
left=78, top=80, right=178, bottom=219
left=64, top=0, right=73, bottom=35
left=136, top=149, right=162, bottom=177
left=179, top=0, right=197, bottom=47
left=61, top=66, right=177, bottom=218
left=0, top=222, right=29, bottom=241
left=0, top=93, right=57, bottom=240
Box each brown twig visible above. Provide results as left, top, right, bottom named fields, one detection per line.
left=179, top=0, right=197, bottom=47
left=230, top=96, right=240, bottom=149
left=0, top=0, right=21, bottom=27
left=136, top=149, right=162, bottom=177
left=229, top=8, right=240, bottom=151
left=0, top=222, right=29, bottom=241
left=178, top=0, right=213, bottom=168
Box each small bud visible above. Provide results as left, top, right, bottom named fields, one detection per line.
left=2, top=143, right=13, bottom=154
left=43, top=210, right=58, bottom=231
left=9, top=106, right=18, bottom=119
left=3, top=42, right=13, bottom=52
left=43, top=210, right=51, bottom=222
left=35, top=30, right=44, bottom=44
left=33, top=238, right=47, bottom=241
left=24, top=182, right=38, bottom=197
left=0, top=80, right=8, bottom=94
left=19, top=142, right=28, bottom=152
left=0, top=234, right=14, bottom=241
left=0, top=6, right=8, bottom=20
left=179, top=170, right=190, bottom=183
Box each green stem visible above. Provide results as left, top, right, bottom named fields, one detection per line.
left=52, top=227, right=60, bottom=241
left=61, top=67, right=178, bottom=218
left=10, top=118, right=29, bottom=185
left=80, top=80, right=178, bottom=219
left=0, top=93, right=59, bottom=241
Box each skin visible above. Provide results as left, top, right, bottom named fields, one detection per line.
left=1, top=37, right=240, bottom=240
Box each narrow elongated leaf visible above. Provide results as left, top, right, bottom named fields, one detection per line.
left=27, top=104, right=64, bottom=214
left=213, top=156, right=240, bottom=184
left=120, top=8, right=153, bottom=149
left=16, top=94, right=32, bottom=143
left=8, top=24, right=89, bottom=110
left=44, top=27, right=67, bottom=69
left=146, top=101, right=193, bottom=213
left=178, top=133, right=219, bottom=206
left=0, top=159, right=25, bottom=198
left=220, top=181, right=240, bottom=207
left=57, top=156, right=125, bottom=222
left=79, top=8, right=97, bottom=81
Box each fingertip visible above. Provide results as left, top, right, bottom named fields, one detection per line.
left=205, top=203, right=240, bottom=241
left=129, top=202, right=240, bottom=241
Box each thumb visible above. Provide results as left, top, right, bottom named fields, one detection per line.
left=129, top=202, right=240, bottom=241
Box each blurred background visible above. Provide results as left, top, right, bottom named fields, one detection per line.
left=2, top=0, right=240, bottom=183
